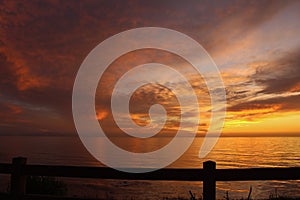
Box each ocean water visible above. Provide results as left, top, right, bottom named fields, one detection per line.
left=0, top=136, right=299, bottom=199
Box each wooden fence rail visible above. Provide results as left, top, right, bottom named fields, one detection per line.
left=0, top=157, right=300, bottom=200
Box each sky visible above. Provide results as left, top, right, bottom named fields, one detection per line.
left=0, top=0, right=300, bottom=137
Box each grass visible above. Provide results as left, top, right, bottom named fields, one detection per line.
left=161, top=187, right=300, bottom=200
left=26, top=176, right=67, bottom=196
left=4, top=177, right=300, bottom=200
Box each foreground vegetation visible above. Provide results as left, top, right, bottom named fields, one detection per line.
left=26, top=176, right=67, bottom=196
left=4, top=177, right=300, bottom=200
left=163, top=187, right=300, bottom=200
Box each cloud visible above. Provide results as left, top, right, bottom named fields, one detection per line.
left=227, top=48, right=300, bottom=116
left=251, top=49, right=300, bottom=94
left=0, top=0, right=299, bottom=135
left=228, top=93, right=300, bottom=116
left=225, top=48, right=300, bottom=122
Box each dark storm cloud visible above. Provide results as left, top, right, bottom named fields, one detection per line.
left=0, top=1, right=83, bottom=132
left=252, top=49, right=300, bottom=94
left=226, top=49, right=300, bottom=114
left=228, top=93, right=300, bottom=113
left=0, top=0, right=298, bottom=134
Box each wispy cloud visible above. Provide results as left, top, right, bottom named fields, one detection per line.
left=0, top=0, right=299, bottom=135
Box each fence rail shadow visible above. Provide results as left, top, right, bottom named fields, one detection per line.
left=1, top=157, right=300, bottom=200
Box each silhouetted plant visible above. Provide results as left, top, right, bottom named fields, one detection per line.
left=224, top=190, right=230, bottom=200
left=26, top=176, right=67, bottom=196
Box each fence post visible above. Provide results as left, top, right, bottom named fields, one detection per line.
left=11, top=157, right=27, bottom=199
left=203, top=161, right=216, bottom=200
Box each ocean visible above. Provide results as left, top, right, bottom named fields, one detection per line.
left=0, top=136, right=299, bottom=199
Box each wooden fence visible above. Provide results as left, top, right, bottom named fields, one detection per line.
left=0, top=157, right=300, bottom=200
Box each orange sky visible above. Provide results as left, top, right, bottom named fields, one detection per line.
left=0, top=0, right=300, bottom=137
